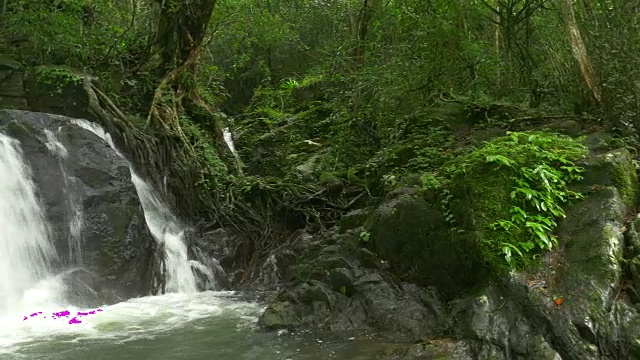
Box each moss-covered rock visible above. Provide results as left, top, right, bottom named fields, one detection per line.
left=0, top=55, right=27, bottom=109
left=366, top=191, right=487, bottom=298
left=556, top=187, right=626, bottom=325
left=24, top=66, right=95, bottom=120
left=0, top=55, right=22, bottom=70
left=449, top=161, right=514, bottom=269
left=442, top=131, right=588, bottom=272
left=580, top=149, right=639, bottom=210
left=338, top=208, right=371, bottom=233
left=582, top=132, right=616, bottom=153
left=318, top=171, right=344, bottom=197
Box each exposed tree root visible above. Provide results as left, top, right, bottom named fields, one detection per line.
left=82, top=76, right=224, bottom=222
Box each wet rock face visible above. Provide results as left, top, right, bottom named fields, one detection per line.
left=256, top=229, right=450, bottom=343
left=0, top=109, right=155, bottom=304
left=443, top=149, right=640, bottom=360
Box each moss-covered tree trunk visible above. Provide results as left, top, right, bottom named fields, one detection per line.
left=350, top=0, right=380, bottom=69
left=141, top=0, right=229, bottom=151
left=102, top=0, right=238, bottom=221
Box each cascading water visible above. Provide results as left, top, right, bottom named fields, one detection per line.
left=0, top=133, right=61, bottom=314
left=222, top=127, right=237, bottom=154
left=70, top=119, right=209, bottom=293
left=130, top=173, right=198, bottom=293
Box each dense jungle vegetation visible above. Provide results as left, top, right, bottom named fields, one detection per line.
left=2, top=0, right=640, bottom=276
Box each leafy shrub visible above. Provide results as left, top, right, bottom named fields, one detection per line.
left=437, top=131, right=588, bottom=270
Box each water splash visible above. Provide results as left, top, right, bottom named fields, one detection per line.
left=22, top=308, right=104, bottom=325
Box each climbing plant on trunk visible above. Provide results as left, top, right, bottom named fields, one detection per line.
left=141, top=0, right=226, bottom=145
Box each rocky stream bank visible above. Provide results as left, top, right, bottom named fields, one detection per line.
left=4, top=57, right=640, bottom=359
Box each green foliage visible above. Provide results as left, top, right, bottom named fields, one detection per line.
left=196, top=64, right=229, bottom=107
left=359, top=230, right=371, bottom=243
left=6, top=0, right=637, bottom=278
left=34, top=66, right=83, bottom=94
left=442, top=132, right=588, bottom=270
left=2, top=0, right=137, bottom=68
left=178, top=114, right=230, bottom=191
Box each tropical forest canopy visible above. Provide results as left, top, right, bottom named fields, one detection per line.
left=2, top=0, right=640, bottom=271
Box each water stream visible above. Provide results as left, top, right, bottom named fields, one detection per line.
left=0, top=119, right=387, bottom=359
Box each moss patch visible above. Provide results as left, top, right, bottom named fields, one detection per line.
left=34, top=66, right=83, bottom=95
left=452, top=164, right=515, bottom=271
left=610, top=151, right=638, bottom=209
left=581, top=149, right=639, bottom=211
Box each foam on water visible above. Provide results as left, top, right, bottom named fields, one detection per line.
left=0, top=292, right=262, bottom=355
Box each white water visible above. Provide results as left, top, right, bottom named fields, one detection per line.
left=0, top=133, right=61, bottom=315
left=130, top=173, right=198, bottom=293
left=0, top=291, right=263, bottom=357
left=222, top=127, right=237, bottom=154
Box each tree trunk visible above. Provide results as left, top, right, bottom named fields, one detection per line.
left=123, top=0, right=241, bottom=219
left=351, top=0, right=379, bottom=68
left=142, top=0, right=231, bottom=153
left=561, top=0, right=602, bottom=104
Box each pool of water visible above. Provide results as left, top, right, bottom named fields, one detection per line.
left=0, top=292, right=394, bottom=360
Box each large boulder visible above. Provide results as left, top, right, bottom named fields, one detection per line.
left=445, top=148, right=640, bottom=359
left=0, top=109, right=155, bottom=305
left=257, top=229, right=450, bottom=342
left=258, top=144, right=640, bottom=359
left=366, top=188, right=488, bottom=298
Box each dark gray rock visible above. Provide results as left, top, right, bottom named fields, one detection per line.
left=0, top=109, right=155, bottom=304
left=259, top=269, right=449, bottom=342
left=445, top=160, right=640, bottom=359
left=257, top=227, right=449, bottom=341
left=582, top=132, right=616, bottom=153
left=548, top=119, right=582, bottom=137
left=258, top=143, right=640, bottom=359
left=367, top=192, right=487, bottom=298
left=338, top=208, right=371, bottom=233
left=579, top=149, right=638, bottom=208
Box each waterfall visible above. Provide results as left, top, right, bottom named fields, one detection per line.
left=0, top=133, right=60, bottom=314
left=70, top=119, right=209, bottom=293
left=222, top=127, right=237, bottom=154
left=0, top=115, right=213, bottom=323
left=130, top=174, right=198, bottom=293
